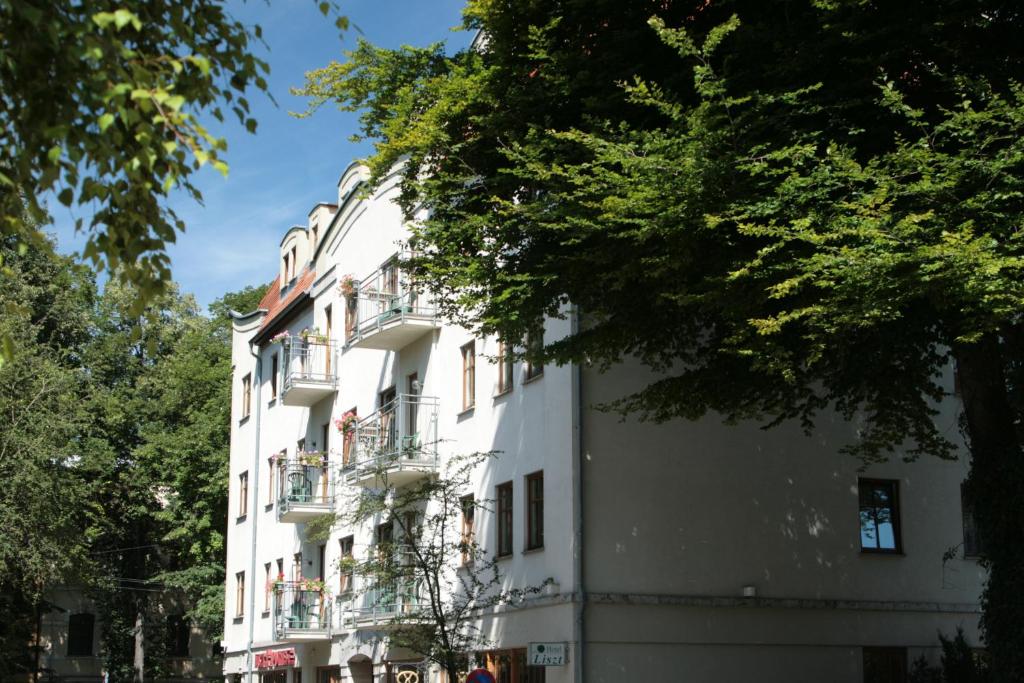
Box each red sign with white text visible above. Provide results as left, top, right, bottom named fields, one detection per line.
left=255, top=649, right=296, bottom=669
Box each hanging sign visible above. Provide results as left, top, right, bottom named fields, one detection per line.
left=528, top=642, right=567, bottom=666
left=255, top=648, right=296, bottom=669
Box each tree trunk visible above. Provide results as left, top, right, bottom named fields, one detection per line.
left=954, top=334, right=1024, bottom=683
left=133, top=608, right=144, bottom=683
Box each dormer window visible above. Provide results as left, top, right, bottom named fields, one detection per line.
left=282, top=253, right=290, bottom=286
left=290, top=246, right=297, bottom=280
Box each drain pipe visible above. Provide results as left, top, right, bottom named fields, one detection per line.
left=570, top=307, right=585, bottom=683
left=245, top=344, right=264, bottom=683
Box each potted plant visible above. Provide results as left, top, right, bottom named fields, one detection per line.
left=297, top=450, right=325, bottom=467
left=338, top=274, right=357, bottom=297
left=298, top=577, right=329, bottom=594
left=271, top=572, right=286, bottom=593
left=335, top=409, right=358, bottom=435
left=300, top=326, right=329, bottom=344
left=270, top=330, right=290, bottom=344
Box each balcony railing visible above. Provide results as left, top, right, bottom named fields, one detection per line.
left=344, top=394, right=439, bottom=487
left=276, top=456, right=333, bottom=523
left=343, top=547, right=425, bottom=629
left=273, top=582, right=332, bottom=641
left=344, top=261, right=438, bottom=350
left=280, top=336, right=339, bottom=406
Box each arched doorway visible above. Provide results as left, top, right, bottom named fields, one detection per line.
left=347, top=655, right=373, bottom=683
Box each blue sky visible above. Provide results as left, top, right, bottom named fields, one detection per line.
left=49, top=0, right=471, bottom=310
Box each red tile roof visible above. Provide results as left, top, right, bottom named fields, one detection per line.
left=255, top=266, right=316, bottom=338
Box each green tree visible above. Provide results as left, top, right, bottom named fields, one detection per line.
left=136, top=283, right=267, bottom=639
left=0, top=235, right=95, bottom=680
left=0, top=1, right=345, bottom=367
left=299, top=1, right=1024, bottom=678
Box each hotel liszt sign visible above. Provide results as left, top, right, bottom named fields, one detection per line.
left=528, top=643, right=567, bottom=666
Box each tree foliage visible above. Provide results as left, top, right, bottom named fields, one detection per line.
left=0, top=0, right=271, bottom=311
left=300, top=1, right=1024, bottom=678
left=0, top=234, right=265, bottom=677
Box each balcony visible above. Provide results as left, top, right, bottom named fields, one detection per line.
left=273, top=581, right=333, bottom=641
left=276, top=456, right=333, bottom=523
left=343, top=394, right=439, bottom=488
left=342, top=548, right=425, bottom=630
left=344, top=262, right=438, bottom=351
left=280, top=336, right=339, bottom=407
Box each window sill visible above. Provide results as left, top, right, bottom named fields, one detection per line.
left=493, top=388, right=513, bottom=400
left=457, top=406, right=475, bottom=420
left=268, top=398, right=277, bottom=408
left=239, top=415, right=250, bottom=426
left=523, top=372, right=544, bottom=386
left=236, top=514, right=247, bottom=524
left=232, top=616, right=244, bottom=624
left=495, top=553, right=513, bottom=562
left=265, top=502, right=274, bottom=512
left=522, top=546, right=544, bottom=555
left=859, top=548, right=904, bottom=556
left=261, top=610, right=270, bottom=619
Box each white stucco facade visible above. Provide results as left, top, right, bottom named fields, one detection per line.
left=223, top=163, right=984, bottom=683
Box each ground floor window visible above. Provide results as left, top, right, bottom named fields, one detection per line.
left=260, top=670, right=287, bottom=683
left=863, top=647, right=907, bottom=683
left=480, top=649, right=546, bottom=683
left=318, top=666, right=341, bottom=683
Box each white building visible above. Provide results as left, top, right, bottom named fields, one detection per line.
left=223, top=163, right=984, bottom=683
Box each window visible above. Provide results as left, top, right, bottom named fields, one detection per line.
left=526, top=472, right=544, bottom=551
left=293, top=552, right=303, bottom=581
left=282, top=253, right=290, bottom=284
left=235, top=571, right=245, bottom=617
left=261, top=672, right=286, bottom=683
left=270, top=353, right=279, bottom=400
left=482, top=650, right=545, bottom=683
left=319, top=667, right=342, bottom=683
left=263, top=562, right=272, bottom=612
left=290, top=246, right=297, bottom=280
left=67, top=613, right=94, bottom=656
left=311, top=223, right=319, bottom=252
left=339, top=536, right=354, bottom=595
left=345, top=295, right=356, bottom=340
left=961, top=483, right=983, bottom=558
left=342, top=406, right=357, bottom=466
left=267, top=457, right=276, bottom=506
left=461, top=342, right=476, bottom=410
left=241, top=373, right=252, bottom=419
left=496, top=341, right=513, bottom=395
left=524, top=329, right=543, bottom=381
left=318, top=544, right=326, bottom=580
left=324, top=305, right=333, bottom=374
left=859, top=479, right=901, bottom=553
left=294, top=669, right=302, bottom=683
left=862, top=647, right=907, bottom=683
left=461, top=495, right=476, bottom=565
left=166, top=614, right=190, bottom=657
left=496, top=482, right=513, bottom=557
left=238, top=471, right=249, bottom=518
left=275, top=558, right=284, bottom=614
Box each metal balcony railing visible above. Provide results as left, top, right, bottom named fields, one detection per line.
left=344, top=259, right=437, bottom=348
left=343, top=547, right=426, bottom=628
left=280, top=337, right=339, bottom=405
left=273, top=581, right=332, bottom=639
left=276, top=457, right=333, bottom=520
left=345, top=394, right=438, bottom=483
